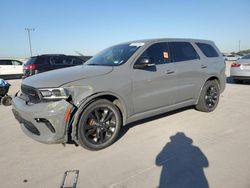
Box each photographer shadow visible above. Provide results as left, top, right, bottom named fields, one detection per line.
left=156, top=132, right=209, bottom=188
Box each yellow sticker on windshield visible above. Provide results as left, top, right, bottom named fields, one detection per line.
left=163, top=52, right=169, bottom=59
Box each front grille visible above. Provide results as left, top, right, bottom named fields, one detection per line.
left=12, top=109, right=40, bottom=136
left=21, top=84, right=41, bottom=103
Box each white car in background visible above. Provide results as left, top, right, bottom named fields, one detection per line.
left=225, top=54, right=242, bottom=61
left=0, top=59, right=23, bottom=78
left=230, top=54, right=250, bottom=83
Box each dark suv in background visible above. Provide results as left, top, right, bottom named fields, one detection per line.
left=23, top=54, right=90, bottom=78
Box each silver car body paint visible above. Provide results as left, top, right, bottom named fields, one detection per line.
left=12, top=38, right=226, bottom=144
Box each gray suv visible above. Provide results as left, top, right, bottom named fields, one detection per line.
left=12, top=38, right=226, bottom=150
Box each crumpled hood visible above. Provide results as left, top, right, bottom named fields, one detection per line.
left=22, top=65, right=113, bottom=88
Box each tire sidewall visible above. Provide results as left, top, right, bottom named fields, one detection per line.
left=196, top=80, right=220, bottom=112
left=77, top=99, right=122, bottom=150
left=1, top=96, right=12, bottom=106
left=201, top=80, right=220, bottom=112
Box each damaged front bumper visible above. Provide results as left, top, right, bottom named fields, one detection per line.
left=12, top=94, right=74, bottom=144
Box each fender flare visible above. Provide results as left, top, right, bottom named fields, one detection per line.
left=70, top=92, right=127, bottom=143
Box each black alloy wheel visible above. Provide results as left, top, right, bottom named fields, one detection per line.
left=78, top=99, right=122, bottom=150
left=195, top=80, right=220, bottom=112
left=205, top=85, right=218, bottom=109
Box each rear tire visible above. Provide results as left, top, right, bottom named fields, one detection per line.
left=77, top=99, right=122, bottom=150
left=195, top=80, right=220, bottom=112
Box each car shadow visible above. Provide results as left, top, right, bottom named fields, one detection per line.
left=226, top=76, right=250, bottom=85
left=155, top=132, right=209, bottom=188
left=117, top=106, right=193, bottom=141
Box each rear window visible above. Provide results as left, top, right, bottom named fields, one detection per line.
left=25, top=57, right=37, bottom=65
left=196, top=43, right=219, bottom=57
left=169, top=42, right=199, bottom=62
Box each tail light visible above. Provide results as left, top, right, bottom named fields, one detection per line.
left=231, top=63, right=241, bottom=68
left=24, top=64, right=36, bottom=70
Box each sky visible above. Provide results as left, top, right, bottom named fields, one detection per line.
left=0, top=0, right=250, bottom=58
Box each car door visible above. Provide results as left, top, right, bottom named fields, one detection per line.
left=168, top=41, right=204, bottom=103
left=131, top=42, right=177, bottom=114
left=0, top=60, right=13, bottom=75
left=12, top=60, right=23, bottom=75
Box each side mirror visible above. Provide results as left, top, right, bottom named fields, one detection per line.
left=134, top=57, right=155, bottom=69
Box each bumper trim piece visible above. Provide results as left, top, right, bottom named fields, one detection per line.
left=12, top=109, right=40, bottom=136
left=35, top=118, right=56, bottom=133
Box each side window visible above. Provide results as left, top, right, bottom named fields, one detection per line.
left=169, top=42, right=199, bottom=62
left=61, top=57, right=83, bottom=65
left=0, top=60, right=12, bottom=65
left=12, top=60, right=22, bottom=66
left=196, top=43, right=219, bottom=57
left=35, top=57, right=45, bottom=64
left=62, top=57, right=73, bottom=65
left=72, top=58, right=84, bottom=65
left=50, top=57, right=64, bottom=65
left=136, top=42, right=170, bottom=65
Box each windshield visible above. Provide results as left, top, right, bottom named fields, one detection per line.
left=242, top=54, right=250, bottom=59
left=86, top=43, right=143, bottom=66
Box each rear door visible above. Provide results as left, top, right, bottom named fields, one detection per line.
left=12, top=60, right=23, bottom=75
left=169, top=41, right=204, bottom=103
left=132, top=42, right=177, bottom=114
left=0, top=60, right=14, bottom=75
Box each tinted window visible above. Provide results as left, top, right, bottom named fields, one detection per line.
left=137, top=42, right=170, bottom=65
left=50, top=56, right=64, bottom=65
left=0, top=60, right=12, bottom=65
left=60, top=57, right=83, bottom=65
left=169, top=42, right=199, bottom=62
left=196, top=43, right=219, bottom=57
left=72, top=58, right=84, bottom=65
left=25, top=57, right=37, bottom=65
left=35, top=56, right=47, bottom=64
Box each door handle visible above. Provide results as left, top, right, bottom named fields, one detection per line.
left=201, top=65, right=207, bottom=69
left=165, top=70, right=175, bottom=74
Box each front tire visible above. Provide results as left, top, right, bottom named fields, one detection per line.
left=195, top=80, right=220, bottom=112
left=77, top=99, right=122, bottom=150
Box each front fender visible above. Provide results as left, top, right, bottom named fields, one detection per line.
left=70, top=92, right=128, bottom=144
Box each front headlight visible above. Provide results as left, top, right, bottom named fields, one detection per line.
left=39, top=88, right=69, bottom=100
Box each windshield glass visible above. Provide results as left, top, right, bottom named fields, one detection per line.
left=86, top=43, right=144, bottom=66
left=242, top=54, right=250, bottom=59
